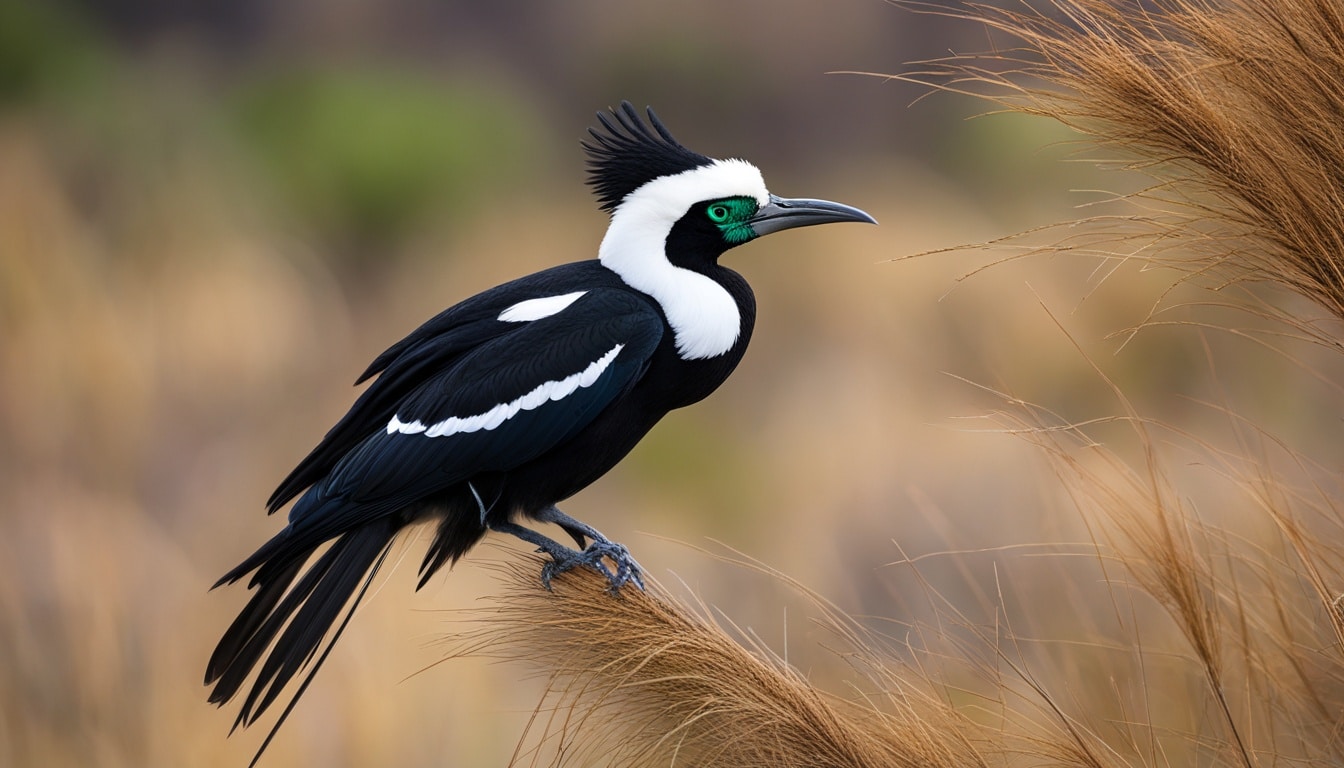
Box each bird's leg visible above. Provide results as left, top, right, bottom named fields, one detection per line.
left=535, top=505, right=596, bottom=548
left=487, top=520, right=622, bottom=591
left=534, top=505, right=645, bottom=592
left=486, top=520, right=592, bottom=579
left=468, top=481, right=491, bottom=526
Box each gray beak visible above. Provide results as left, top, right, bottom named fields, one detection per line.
left=748, top=194, right=877, bottom=237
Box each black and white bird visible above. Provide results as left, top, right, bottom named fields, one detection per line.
left=206, top=101, right=874, bottom=758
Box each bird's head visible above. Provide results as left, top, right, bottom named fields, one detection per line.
left=585, top=102, right=875, bottom=277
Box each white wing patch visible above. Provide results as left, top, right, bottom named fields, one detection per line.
left=386, top=343, right=625, bottom=439
left=497, top=291, right=587, bottom=322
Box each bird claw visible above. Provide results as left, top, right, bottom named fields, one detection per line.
left=540, top=539, right=645, bottom=593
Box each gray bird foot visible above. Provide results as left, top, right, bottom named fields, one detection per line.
left=541, top=539, right=645, bottom=593
left=487, top=517, right=644, bottom=593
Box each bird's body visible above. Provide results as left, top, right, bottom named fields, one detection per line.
left=207, top=102, right=873, bottom=762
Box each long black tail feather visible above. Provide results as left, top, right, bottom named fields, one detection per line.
left=246, top=543, right=393, bottom=768
left=205, top=517, right=400, bottom=758
left=204, top=556, right=305, bottom=700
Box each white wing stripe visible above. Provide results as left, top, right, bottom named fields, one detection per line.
left=388, top=417, right=427, bottom=434
left=497, top=291, right=587, bottom=322
left=385, top=343, right=625, bottom=439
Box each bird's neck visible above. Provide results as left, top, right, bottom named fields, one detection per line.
left=598, top=227, right=743, bottom=362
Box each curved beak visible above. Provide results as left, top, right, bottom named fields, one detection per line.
left=749, top=194, right=877, bottom=237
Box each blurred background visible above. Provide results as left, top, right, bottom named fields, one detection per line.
left=3, top=0, right=1341, bottom=765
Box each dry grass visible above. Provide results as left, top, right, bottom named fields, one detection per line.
left=894, top=0, right=1344, bottom=347
left=992, top=337, right=1344, bottom=767
left=887, top=6, right=1344, bottom=747
left=457, top=560, right=986, bottom=768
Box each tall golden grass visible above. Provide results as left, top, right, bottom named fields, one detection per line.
left=458, top=559, right=984, bottom=768
left=899, top=0, right=1344, bottom=344
left=465, top=1, right=1344, bottom=765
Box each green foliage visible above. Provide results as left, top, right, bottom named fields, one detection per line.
left=0, top=0, right=108, bottom=105
left=231, top=70, right=537, bottom=253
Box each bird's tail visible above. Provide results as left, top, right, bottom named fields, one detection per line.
left=205, top=515, right=399, bottom=763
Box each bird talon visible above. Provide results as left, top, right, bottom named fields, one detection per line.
left=584, top=540, right=645, bottom=593
left=536, top=540, right=643, bottom=593
left=539, top=561, right=558, bottom=591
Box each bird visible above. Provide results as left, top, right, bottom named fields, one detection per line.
left=205, top=100, right=875, bottom=762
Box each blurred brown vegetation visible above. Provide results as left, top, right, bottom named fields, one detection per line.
left=2, top=0, right=1342, bottom=766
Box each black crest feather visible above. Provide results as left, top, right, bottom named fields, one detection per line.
left=583, top=101, right=713, bottom=213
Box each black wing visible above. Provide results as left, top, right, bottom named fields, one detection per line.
left=267, top=262, right=621, bottom=512
left=275, top=286, right=664, bottom=546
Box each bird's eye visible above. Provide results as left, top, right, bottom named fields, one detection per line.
left=707, top=203, right=731, bottom=223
